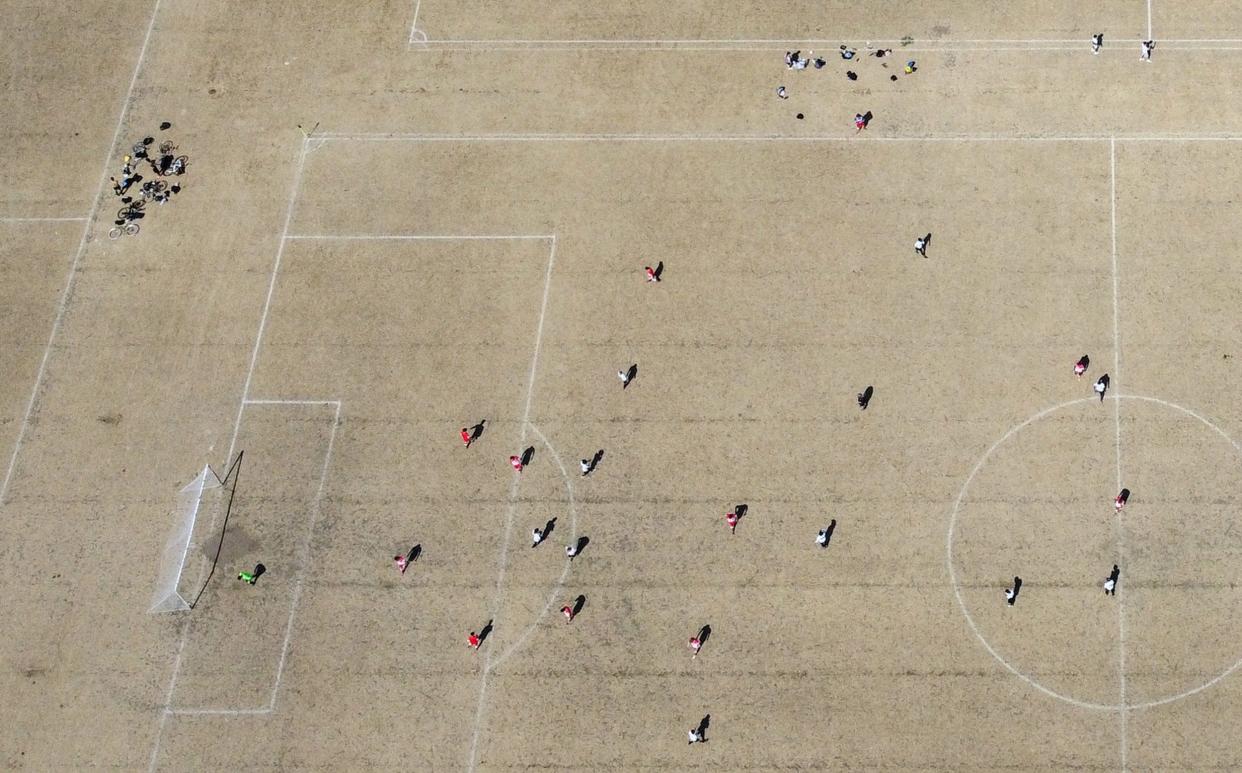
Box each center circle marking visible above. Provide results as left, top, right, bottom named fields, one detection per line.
left=947, top=394, right=1242, bottom=711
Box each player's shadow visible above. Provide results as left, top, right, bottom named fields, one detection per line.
left=478, top=619, right=494, bottom=644
left=696, top=624, right=712, bottom=649
left=468, top=420, right=486, bottom=443
left=586, top=449, right=604, bottom=473
left=623, top=364, right=638, bottom=389
left=572, top=594, right=586, bottom=617
left=862, top=110, right=874, bottom=128
left=572, top=535, right=589, bottom=556
left=695, top=714, right=711, bottom=741
left=541, top=518, right=557, bottom=541
left=857, top=385, right=874, bottom=410
left=653, top=261, right=664, bottom=280
left=520, top=446, right=535, bottom=466
left=406, top=544, right=421, bottom=563
left=252, top=563, right=266, bottom=582
left=823, top=519, right=837, bottom=545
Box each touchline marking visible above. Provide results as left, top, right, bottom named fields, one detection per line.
left=285, top=233, right=555, bottom=241
left=466, top=237, right=558, bottom=773
left=315, top=132, right=1242, bottom=144
left=0, top=216, right=88, bottom=222
left=1109, top=135, right=1129, bottom=773
left=948, top=394, right=1242, bottom=712
left=408, top=0, right=422, bottom=44
left=244, top=398, right=341, bottom=406
left=1148, top=0, right=1154, bottom=41
left=0, top=0, right=163, bottom=506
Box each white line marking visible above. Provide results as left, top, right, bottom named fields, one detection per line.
left=167, top=708, right=271, bottom=716
left=0, top=0, right=163, bottom=506
left=0, top=217, right=88, bottom=223
left=405, top=36, right=1242, bottom=51
left=519, top=237, right=556, bottom=430
left=225, top=137, right=310, bottom=464
left=148, top=136, right=310, bottom=771
left=244, top=399, right=341, bottom=406
left=312, top=133, right=1242, bottom=143
left=318, top=132, right=1110, bottom=143
left=147, top=634, right=186, bottom=771
left=266, top=401, right=341, bottom=709
left=487, top=422, right=577, bottom=672
left=285, top=233, right=554, bottom=241
left=467, top=237, right=557, bottom=773
left=1110, top=136, right=1129, bottom=773
left=408, top=0, right=423, bottom=44
left=949, top=394, right=1242, bottom=712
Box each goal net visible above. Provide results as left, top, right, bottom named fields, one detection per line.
left=149, top=465, right=220, bottom=613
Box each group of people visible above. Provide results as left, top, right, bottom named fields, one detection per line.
left=109, top=123, right=187, bottom=229
left=778, top=43, right=918, bottom=127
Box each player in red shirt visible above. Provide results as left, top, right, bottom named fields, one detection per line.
left=509, top=455, right=523, bottom=472
left=460, top=427, right=472, bottom=447
left=1074, top=355, right=1089, bottom=378
left=725, top=511, right=739, bottom=534
left=561, top=605, right=575, bottom=623
left=467, top=632, right=481, bottom=649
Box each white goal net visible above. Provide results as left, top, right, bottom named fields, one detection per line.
left=149, top=465, right=220, bottom=613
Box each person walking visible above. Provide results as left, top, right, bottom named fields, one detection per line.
left=532, top=527, right=544, bottom=548
left=688, top=728, right=705, bottom=744
left=394, top=553, right=409, bottom=574
left=1074, top=355, right=1089, bottom=378
left=816, top=528, right=829, bottom=548
left=1114, top=488, right=1130, bottom=511
left=238, top=569, right=257, bottom=584
left=580, top=458, right=592, bottom=476
left=1104, top=564, right=1120, bottom=595
left=725, top=511, right=739, bottom=534
left=1006, top=576, right=1022, bottom=605
left=914, top=235, right=927, bottom=257
left=1094, top=374, right=1110, bottom=401
left=1091, top=33, right=1103, bottom=54
left=688, top=636, right=702, bottom=658
left=645, top=265, right=659, bottom=282
left=467, top=631, right=481, bottom=649
left=561, top=604, right=576, bottom=623
left=509, top=455, right=524, bottom=472
left=776, top=86, right=788, bottom=99
left=460, top=427, right=472, bottom=447
left=1141, top=40, right=1154, bottom=61
left=566, top=543, right=578, bottom=559
left=854, top=113, right=867, bottom=133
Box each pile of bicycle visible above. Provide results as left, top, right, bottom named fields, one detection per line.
left=108, top=126, right=190, bottom=239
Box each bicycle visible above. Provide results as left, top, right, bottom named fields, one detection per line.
left=108, top=221, right=140, bottom=239
left=108, top=200, right=144, bottom=239
left=140, top=179, right=168, bottom=200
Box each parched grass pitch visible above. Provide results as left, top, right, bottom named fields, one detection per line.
left=6, top=1, right=1242, bottom=771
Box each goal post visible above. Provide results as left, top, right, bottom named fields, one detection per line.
left=149, top=465, right=220, bottom=613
